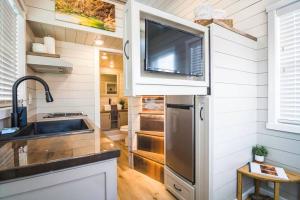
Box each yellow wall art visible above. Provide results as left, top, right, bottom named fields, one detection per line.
left=55, top=0, right=116, bottom=32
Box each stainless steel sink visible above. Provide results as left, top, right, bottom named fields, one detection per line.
left=0, top=119, right=94, bottom=141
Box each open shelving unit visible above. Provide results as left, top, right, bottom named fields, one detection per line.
left=131, top=96, right=165, bottom=183
left=138, top=111, right=164, bottom=115
left=135, top=130, right=164, bottom=137
left=131, top=150, right=164, bottom=165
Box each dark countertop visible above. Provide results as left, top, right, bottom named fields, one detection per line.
left=0, top=118, right=120, bottom=182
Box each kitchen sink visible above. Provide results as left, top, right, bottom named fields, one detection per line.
left=0, top=119, right=94, bottom=141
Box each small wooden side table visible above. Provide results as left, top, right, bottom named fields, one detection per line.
left=237, top=164, right=300, bottom=200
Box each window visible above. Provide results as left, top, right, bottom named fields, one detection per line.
left=0, top=0, right=24, bottom=107
left=189, top=39, right=204, bottom=76
left=267, top=0, right=300, bottom=133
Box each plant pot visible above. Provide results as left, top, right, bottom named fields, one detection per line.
left=117, top=104, right=122, bottom=110
left=255, top=155, right=265, bottom=163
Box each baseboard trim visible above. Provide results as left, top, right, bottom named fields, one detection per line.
left=233, top=186, right=288, bottom=200
left=260, top=187, right=288, bottom=200
left=234, top=187, right=254, bottom=200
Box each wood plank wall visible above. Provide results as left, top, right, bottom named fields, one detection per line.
left=35, top=41, right=96, bottom=121
left=210, top=24, right=258, bottom=199
left=138, top=0, right=300, bottom=199
left=26, top=23, right=37, bottom=121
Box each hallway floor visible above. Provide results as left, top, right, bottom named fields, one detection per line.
left=116, top=141, right=175, bottom=200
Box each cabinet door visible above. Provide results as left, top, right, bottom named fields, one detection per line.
left=0, top=159, right=117, bottom=200
left=195, top=96, right=209, bottom=200
left=123, top=2, right=134, bottom=96
left=101, top=113, right=111, bottom=130
left=123, top=0, right=209, bottom=96
left=118, top=111, right=128, bottom=128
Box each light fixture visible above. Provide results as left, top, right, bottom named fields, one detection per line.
left=101, top=55, right=108, bottom=60
left=95, top=39, right=104, bottom=46
left=109, top=61, right=114, bottom=68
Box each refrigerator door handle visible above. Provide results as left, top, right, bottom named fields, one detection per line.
left=166, top=103, right=193, bottom=110
left=200, top=106, right=204, bottom=121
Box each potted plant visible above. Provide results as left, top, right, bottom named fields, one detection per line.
left=252, top=145, right=268, bottom=163
left=119, top=98, right=126, bottom=110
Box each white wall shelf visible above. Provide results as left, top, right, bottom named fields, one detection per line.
left=26, top=54, right=73, bottom=74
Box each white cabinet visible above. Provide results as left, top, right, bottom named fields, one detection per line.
left=0, top=159, right=117, bottom=200
left=123, top=0, right=209, bottom=96
left=164, top=96, right=210, bottom=200
left=118, top=111, right=128, bottom=128
left=195, top=96, right=210, bottom=200
left=208, top=23, right=258, bottom=198
left=165, top=167, right=195, bottom=200
left=101, top=112, right=111, bottom=130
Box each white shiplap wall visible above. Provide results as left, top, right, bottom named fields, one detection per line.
left=139, top=0, right=300, bottom=199
left=35, top=41, right=96, bottom=121
left=26, top=23, right=37, bottom=120
left=210, top=24, right=258, bottom=199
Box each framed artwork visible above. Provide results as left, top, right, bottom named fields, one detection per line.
left=105, top=82, right=117, bottom=95
left=55, top=0, right=116, bottom=32
left=101, top=74, right=118, bottom=96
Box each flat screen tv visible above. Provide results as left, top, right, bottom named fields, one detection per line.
left=145, top=19, right=204, bottom=77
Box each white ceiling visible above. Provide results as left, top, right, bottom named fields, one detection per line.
left=137, top=0, right=176, bottom=9
left=28, top=21, right=123, bottom=50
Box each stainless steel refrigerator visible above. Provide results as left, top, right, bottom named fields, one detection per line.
left=166, top=95, right=195, bottom=184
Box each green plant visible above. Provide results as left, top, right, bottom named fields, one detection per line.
left=252, top=145, right=268, bottom=157
left=119, top=98, right=126, bottom=108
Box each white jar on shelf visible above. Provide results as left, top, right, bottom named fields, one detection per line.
left=44, top=36, right=55, bottom=54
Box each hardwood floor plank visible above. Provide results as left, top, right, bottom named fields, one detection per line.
left=116, top=141, right=175, bottom=200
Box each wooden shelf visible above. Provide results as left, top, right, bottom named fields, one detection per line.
left=131, top=150, right=164, bottom=165
left=27, top=51, right=60, bottom=58
left=194, top=19, right=257, bottom=41
left=136, top=130, right=164, bottom=138
left=139, top=111, right=164, bottom=115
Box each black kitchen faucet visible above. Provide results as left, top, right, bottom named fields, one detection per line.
left=11, top=76, right=54, bottom=128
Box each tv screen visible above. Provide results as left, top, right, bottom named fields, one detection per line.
left=145, top=20, right=204, bottom=77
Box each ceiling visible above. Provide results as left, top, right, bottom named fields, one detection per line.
left=26, top=0, right=177, bottom=50
left=100, top=51, right=123, bottom=69
left=28, top=21, right=123, bottom=50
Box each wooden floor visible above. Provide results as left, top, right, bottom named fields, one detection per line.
left=116, top=141, right=176, bottom=200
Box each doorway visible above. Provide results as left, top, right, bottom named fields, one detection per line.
left=99, top=51, right=128, bottom=142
